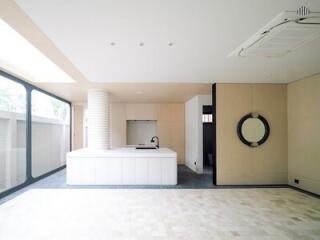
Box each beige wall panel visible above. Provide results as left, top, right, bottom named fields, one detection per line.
left=216, top=84, right=287, bottom=185
left=125, top=104, right=156, bottom=120
left=288, top=75, right=320, bottom=194
left=111, top=103, right=127, bottom=148
left=111, top=103, right=185, bottom=164
left=156, top=104, right=173, bottom=122
left=72, top=105, right=84, bottom=150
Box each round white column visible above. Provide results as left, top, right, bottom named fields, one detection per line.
left=87, top=89, right=110, bottom=150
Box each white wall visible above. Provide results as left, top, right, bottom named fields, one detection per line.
left=288, top=75, right=320, bottom=194
left=0, top=112, right=26, bottom=192
left=185, top=96, right=198, bottom=172
left=0, top=110, right=70, bottom=192
left=31, top=117, right=70, bottom=177
left=185, top=95, right=211, bottom=173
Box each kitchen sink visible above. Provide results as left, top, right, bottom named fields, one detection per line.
left=135, top=146, right=157, bottom=149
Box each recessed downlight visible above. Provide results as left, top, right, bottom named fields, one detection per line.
left=168, top=42, right=173, bottom=46
left=110, top=42, right=116, bottom=46
left=139, top=42, right=144, bottom=46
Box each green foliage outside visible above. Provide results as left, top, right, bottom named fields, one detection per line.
left=0, top=79, right=69, bottom=121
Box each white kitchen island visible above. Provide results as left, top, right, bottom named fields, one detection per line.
left=66, top=147, right=177, bottom=185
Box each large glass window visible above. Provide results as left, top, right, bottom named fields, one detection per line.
left=0, top=71, right=71, bottom=198
left=31, top=90, right=70, bottom=177
left=0, top=75, right=27, bottom=193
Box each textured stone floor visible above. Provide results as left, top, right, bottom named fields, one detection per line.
left=0, top=166, right=216, bottom=204
left=0, top=166, right=319, bottom=239
left=0, top=188, right=319, bottom=240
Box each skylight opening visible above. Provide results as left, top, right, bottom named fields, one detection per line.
left=0, top=19, right=74, bottom=83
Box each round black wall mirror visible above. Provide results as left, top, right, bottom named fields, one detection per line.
left=237, top=113, right=270, bottom=147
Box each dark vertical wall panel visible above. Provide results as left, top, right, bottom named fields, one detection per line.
left=212, top=84, right=217, bottom=185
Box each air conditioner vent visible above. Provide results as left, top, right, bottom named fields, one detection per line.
left=297, top=6, right=311, bottom=16
left=228, top=11, right=320, bottom=57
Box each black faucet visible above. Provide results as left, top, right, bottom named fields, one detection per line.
left=150, top=136, right=159, bottom=149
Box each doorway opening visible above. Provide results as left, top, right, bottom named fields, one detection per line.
left=202, top=105, right=213, bottom=176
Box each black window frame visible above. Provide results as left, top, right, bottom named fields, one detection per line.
left=0, top=69, right=72, bottom=200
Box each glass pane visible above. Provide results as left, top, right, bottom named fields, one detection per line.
left=0, top=75, right=27, bottom=193
left=31, top=90, right=70, bottom=177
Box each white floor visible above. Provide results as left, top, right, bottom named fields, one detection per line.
left=0, top=188, right=319, bottom=240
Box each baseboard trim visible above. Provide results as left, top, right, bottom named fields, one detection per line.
left=1, top=167, right=319, bottom=201
left=288, top=185, right=320, bottom=199
left=215, top=184, right=288, bottom=188
left=215, top=184, right=319, bottom=199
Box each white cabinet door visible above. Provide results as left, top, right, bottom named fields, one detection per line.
left=95, top=158, right=122, bottom=184
left=123, top=158, right=135, bottom=184
left=148, top=158, right=162, bottom=184
left=135, top=158, right=148, bottom=184
left=67, top=158, right=95, bottom=185
left=162, top=158, right=177, bottom=185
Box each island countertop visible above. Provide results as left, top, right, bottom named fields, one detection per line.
left=67, top=147, right=177, bottom=158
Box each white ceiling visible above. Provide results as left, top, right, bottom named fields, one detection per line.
left=14, top=0, right=320, bottom=83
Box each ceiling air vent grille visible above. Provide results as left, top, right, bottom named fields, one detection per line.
left=228, top=11, right=320, bottom=57
left=297, top=6, right=311, bottom=16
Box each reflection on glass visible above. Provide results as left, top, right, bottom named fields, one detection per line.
left=0, top=76, right=26, bottom=193
left=31, top=90, right=70, bottom=177
left=241, top=118, right=265, bottom=142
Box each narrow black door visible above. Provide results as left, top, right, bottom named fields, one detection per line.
left=212, top=84, right=217, bottom=185
left=203, top=106, right=213, bottom=174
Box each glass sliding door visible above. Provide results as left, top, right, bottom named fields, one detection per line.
left=31, top=90, right=70, bottom=178
left=0, top=75, right=27, bottom=193
left=0, top=70, right=71, bottom=199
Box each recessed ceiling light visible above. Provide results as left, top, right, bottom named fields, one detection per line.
left=168, top=42, right=173, bottom=46
left=139, top=42, right=144, bottom=46
left=110, top=42, right=116, bottom=46
left=0, top=19, right=74, bottom=83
